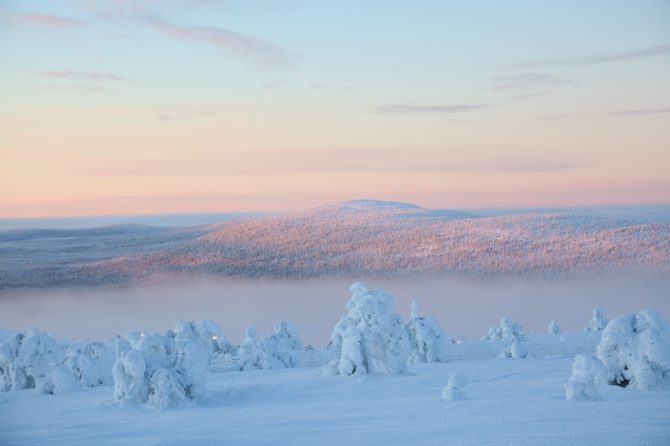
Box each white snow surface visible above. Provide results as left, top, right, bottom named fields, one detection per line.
left=1, top=331, right=669, bottom=445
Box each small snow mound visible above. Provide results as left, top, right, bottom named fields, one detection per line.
left=498, top=338, right=527, bottom=360
left=564, top=354, right=605, bottom=401
left=442, top=372, right=467, bottom=401
left=39, top=366, right=79, bottom=395
left=596, top=310, right=670, bottom=390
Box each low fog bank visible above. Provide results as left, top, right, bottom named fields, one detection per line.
left=0, top=275, right=668, bottom=346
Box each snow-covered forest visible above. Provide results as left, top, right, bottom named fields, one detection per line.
left=1, top=282, right=669, bottom=445
left=2, top=200, right=669, bottom=288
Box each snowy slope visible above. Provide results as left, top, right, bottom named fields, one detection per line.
left=1, top=200, right=669, bottom=288
left=1, top=333, right=668, bottom=446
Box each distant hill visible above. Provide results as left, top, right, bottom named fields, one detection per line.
left=1, top=200, right=669, bottom=288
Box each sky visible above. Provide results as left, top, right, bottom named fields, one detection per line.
left=1, top=0, right=669, bottom=217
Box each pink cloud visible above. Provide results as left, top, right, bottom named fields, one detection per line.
left=6, top=12, right=82, bottom=28
left=143, top=16, right=292, bottom=67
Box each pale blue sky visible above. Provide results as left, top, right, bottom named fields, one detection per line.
left=1, top=0, right=669, bottom=215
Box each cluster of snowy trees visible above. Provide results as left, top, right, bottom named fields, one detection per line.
left=0, top=329, right=115, bottom=394
left=238, top=321, right=303, bottom=371
left=3, top=284, right=670, bottom=410
left=565, top=309, right=670, bottom=400
left=325, top=283, right=450, bottom=376
left=481, top=317, right=528, bottom=360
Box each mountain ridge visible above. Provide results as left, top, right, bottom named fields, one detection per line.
left=1, top=200, right=669, bottom=288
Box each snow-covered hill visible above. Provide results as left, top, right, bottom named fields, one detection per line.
left=1, top=200, right=669, bottom=287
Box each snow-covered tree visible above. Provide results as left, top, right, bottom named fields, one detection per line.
left=63, top=341, right=114, bottom=388
left=0, top=329, right=65, bottom=392
left=482, top=317, right=526, bottom=343
left=326, top=282, right=410, bottom=375
left=238, top=322, right=303, bottom=370
left=584, top=306, right=608, bottom=332
left=112, top=321, right=209, bottom=409
left=596, top=310, right=670, bottom=390
left=564, top=354, right=605, bottom=401
left=192, top=320, right=235, bottom=360
left=442, top=372, right=467, bottom=401
left=547, top=320, right=561, bottom=336
left=238, top=325, right=259, bottom=371
left=498, top=338, right=527, bottom=359
left=406, top=300, right=449, bottom=364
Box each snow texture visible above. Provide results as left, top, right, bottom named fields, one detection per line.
left=406, top=300, right=450, bottom=364
left=584, top=306, right=608, bottom=332
left=564, top=354, right=605, bottom=401
left=548, top=320, right=562, bottom=335
left=596, top=310, right=670, bottom=390
left=482, top=317, right=526, bottom=343
left=442, top=372, right=467, bottom=401
left=327, top=282, right=410, bottom=375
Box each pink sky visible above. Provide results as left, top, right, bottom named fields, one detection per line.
left=1, top=1, right=669, bottom=216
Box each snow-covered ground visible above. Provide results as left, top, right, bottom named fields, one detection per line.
left=1, top=332, right=669, bottom=446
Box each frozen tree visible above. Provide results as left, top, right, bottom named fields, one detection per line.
left=406, top=300, right=449, bottom=364
left=498, top=338, right=527, bottom=359
left=193, top=320, right=235, bottom=360
left=238, top=322, right=303, bottom=370
left=482, top=317, right=526, bottom=343
left=442, top=372, right=467, bottom=401
left=326, top=282, right=410, bottom=375
left=584, top=306, right=608, bottom=332
left=63, top=341, right=114, bottom=388
left=596, top=310, right=670, bottom=390
left=564, top=354, right=605, bottom=401
left=238, top=325, right=260, bottom=371
left=112, top=321, right=209, bottom=409
left=547, top=320, right=561, bottom=336
left=258, top=321, right=303, bottom=369
left=112, top=350, right=148, bottom=404
left=0, top=329, right=65, bottom=392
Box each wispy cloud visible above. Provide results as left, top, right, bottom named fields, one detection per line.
left=513, top=43, right=670, bottom=68
left=601, top=107, right=670, bottom=117
left=143, top=15, right=292, bottom=67
left=156, top=106, right=215, bottom=121
left=492, top=73, right=573, bottom=91
left=37, top=84, right=111, bottom=94
left=34, top=70, right=134, bottom=83
left=3, top=12, right=83, bottom=28
left=375, top=104, right=491, bottom=114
